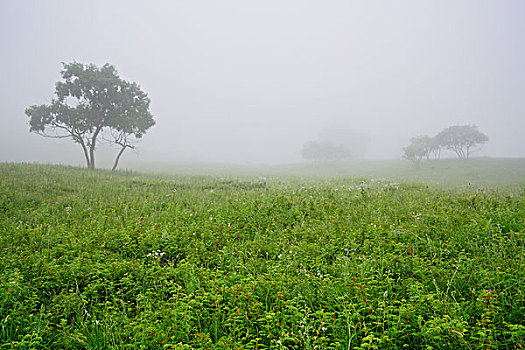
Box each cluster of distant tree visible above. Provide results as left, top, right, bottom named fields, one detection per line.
left=301, top=141, right=353, bottom=162
left=301, top=125, right=367, bottom=163
left=402, top=125, right=489, bottom=168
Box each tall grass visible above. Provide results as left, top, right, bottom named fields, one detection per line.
left=1, top=163, right=524, bottom=349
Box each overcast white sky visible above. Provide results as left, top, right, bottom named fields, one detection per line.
left=1, top=0, right=524, bottom=166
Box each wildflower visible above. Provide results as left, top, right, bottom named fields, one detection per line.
left=65, top=206, right=72, bottom=213
left=147, top=250, right=166, bottom=258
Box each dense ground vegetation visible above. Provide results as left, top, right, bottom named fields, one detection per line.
left=1, top=163, right=524, bottom=349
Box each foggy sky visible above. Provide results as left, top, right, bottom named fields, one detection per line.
left=1, top=0, right=524, bottom=167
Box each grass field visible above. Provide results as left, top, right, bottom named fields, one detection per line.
left=1, top=161, right=524, bottom=349
left=126, top=158, right=525, bottom=188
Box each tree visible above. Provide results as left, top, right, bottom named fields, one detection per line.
left=301, top=141, right=352, bottom=162
left=26, top=62, right=155, bottom=169
left=318, top=125, right=368, bottom=159
left=402, top=136, right=430, bottom=169
left=434, top=125, right=488, bottom=160
left=428, top=135, right=443, bottom=160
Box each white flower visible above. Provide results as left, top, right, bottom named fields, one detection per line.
left=147, top=250, right=166, bottom=258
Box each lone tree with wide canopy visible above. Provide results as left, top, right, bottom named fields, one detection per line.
left=435, top=124, right=488, bottom=160
left=25, top=62, right=155, bottom=169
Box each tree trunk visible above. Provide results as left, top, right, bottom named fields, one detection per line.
left=453, top=147, right=465, bottom=160
left=112, top=145, right=128, bottom=171
left=88, top=150, right=95, bottom=169
left=79, top=140, right=91, bottom=168
left=88, top=126, right=103, bottom=169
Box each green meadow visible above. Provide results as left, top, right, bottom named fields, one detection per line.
left=1, top=160, right=524, bottom=349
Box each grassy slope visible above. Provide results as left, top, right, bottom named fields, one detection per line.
left=0, top=162, right=524, bottom=349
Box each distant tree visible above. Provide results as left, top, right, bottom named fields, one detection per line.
left=414, top=135, right=434, bottom=160
left=405, top=135, right=444, bottom=160
left=434, top=125, right=488, bottom=160
left=301, top=141, right=352, bottom=162
left=25, top=62, right=155, bottom=169
left=402, top=136, right=430, bottom=169
left=318, top=125, right=368, bottom=159
left=428, top=135, right=443, bottom=160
